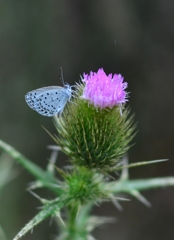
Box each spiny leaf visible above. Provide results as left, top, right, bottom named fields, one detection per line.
left=116, top=159, right=168, bottom=171
left=102, top=176, right=174, bottom=193
left=0, top=139, right=60, bottom=194
left=130, top=189, right=151, bottom=207
left=13, top=198, right=67, bottom=240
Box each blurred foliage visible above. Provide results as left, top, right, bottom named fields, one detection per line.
left=0, top=1, right=174, bottom=240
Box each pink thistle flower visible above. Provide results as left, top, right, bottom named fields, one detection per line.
left=82, top=68, right=128, bottom=109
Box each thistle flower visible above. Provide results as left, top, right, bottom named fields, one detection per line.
left=82, top=68, right=127, bottom=109
left=53, top=68, right=135, bottom=172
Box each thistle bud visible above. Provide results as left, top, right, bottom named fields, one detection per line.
left=53, top=68, right=135, bottom=172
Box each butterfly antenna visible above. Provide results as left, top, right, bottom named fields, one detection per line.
left=60, top=67, right=65, bottom=86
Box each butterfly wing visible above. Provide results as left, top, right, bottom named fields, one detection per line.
left=25, top=86, right=71, bottom=117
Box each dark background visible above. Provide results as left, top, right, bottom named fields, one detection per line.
left=0, top=1, right=174, bottom=240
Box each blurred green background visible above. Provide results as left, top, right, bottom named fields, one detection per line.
left=0, top=1, right=174, bottom=240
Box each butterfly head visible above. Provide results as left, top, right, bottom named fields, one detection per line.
left=64, top=84, right=73, bottom=100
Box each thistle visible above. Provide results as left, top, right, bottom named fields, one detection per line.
left=0, top=68, right=170, bottom=240
left=53, top=68, right=135, bottom=172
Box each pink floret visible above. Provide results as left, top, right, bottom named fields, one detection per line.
left=82, top=68, right=128, bottom=109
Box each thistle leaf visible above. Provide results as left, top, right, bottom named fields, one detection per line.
left=116, top=159, right=168, bottom=171
left=13, top=198, right=65, bottom=240
left=0, top=139, right=60, bottom=194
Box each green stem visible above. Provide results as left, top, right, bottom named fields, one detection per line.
left=60, top=202, right=93, bottom=240
left=67, top=202, right=80, bottom=233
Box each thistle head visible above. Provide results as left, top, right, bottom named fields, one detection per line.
left=53, top=68, right=135, bottom=172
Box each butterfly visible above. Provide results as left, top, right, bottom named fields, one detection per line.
left=25, top=68, right=72, bottom=117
